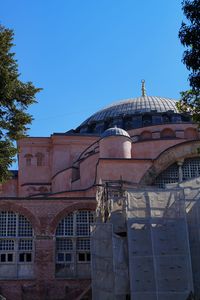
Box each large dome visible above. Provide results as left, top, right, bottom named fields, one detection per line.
left=75, top=95, right=190, bottom=134
left=80, top=96, right=179, bottom=126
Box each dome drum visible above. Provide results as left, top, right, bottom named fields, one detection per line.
left=75, top=96, right=192, bottom=134
left=77, top=111, right=191, bottom=135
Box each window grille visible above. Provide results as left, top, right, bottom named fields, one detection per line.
left=56, top=239, right=73, bottom=251
left=77, top=239, right=90, bottom=251
left=0, top=211, right=34, bottom=277
left=19, top=239, right=33, bottom=251
left=77, top=223, right=90, bottom=236
left=18, top=215, right=33, bottom=237
left=0, top=240, right=14, bottom=251
left=56, top=210, right=94, bottom=277
left=154, top=157, right=200, bottom=188
left=56, top=213, right=73, bottom=236
left=182, top=157, right=200, bottom=180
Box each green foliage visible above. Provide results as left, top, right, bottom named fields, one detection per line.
left=179, top=0, right=200, bottom=90
left=177, top=90, right=200, bottom=123
left=178, top=0, right=200, bottom=123
left=0, top=24, right=41, bottom=182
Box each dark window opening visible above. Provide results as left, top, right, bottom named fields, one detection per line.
left=0, top=254, right=6, bottom=262
left=181, top=114, right=191, bottom=122
left=124, top=117, right=133, bottom=130
left=78, top=252, right=90, bottom=262
left=162, top=114, right=171, bottom=123
left=142, top=114, right=152, bottom=126
left=78, top=253, right=85, bottom=261
left=57, top=253, right=64, bottom=262
left=19, top=253, right=25, bottom=262
left=0, top=253, right=13, bottom=263
left=152, top=115, right=162, bottom=125
left=57, top=252, right=72, bottom=262
left=132, top=116, right=142, bottom=129
left=26, top=253, right=32, bottom=262
left=65, top=253, right=72, bottom=262
left=172, top=115, right=182, bottom=123
left=19, top=252, right=32, bottom=262
left=7, top=253, right=13, bottom=262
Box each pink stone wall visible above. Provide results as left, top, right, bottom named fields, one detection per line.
left=97, top=159, right=152, bottom=184
left=132, top=139, right=185, bottom=159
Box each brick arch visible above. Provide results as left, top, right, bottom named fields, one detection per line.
left=184, top=127, right=198, bottom=139
left=140, top=140, right=200, bottom=185
left=140, top=130, right=152, bottom=140
left=0, top=202, right=40, bottom=234
left=160, top=128, right=175, bottom=138
left=50, top=201, right=96, bottom=235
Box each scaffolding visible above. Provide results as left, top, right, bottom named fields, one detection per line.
left=127, top=189, right=193, bottom=300
left=91, top=181, right=196, bottom=300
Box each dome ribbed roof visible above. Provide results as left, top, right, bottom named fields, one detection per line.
left=101, top=127, right=130, bottom=138
left=80, top=96, right=178, bottom=126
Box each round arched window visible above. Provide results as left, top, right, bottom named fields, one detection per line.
left=55, top=210, right=94, bottom=278
left=154, top=157, right=200, bottom=188
left=0, top=211, right=34, bottom=279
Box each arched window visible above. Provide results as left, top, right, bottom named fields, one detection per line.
left=154, top=163, right=179, bottom=188
left=154, top=157, right=200, bottom=188
left=184, top=128, right=198, bottom=140
left=0, top=211, right=34, bottom=279
left=24, top=154, right=33, bottom=166
left=160, top=128, right=175, bottom=139
left=35, top=152, right=44, bottom=166
left=140, top=131, right=152, bottom=140
left=55, top=210, right=94, bottom=278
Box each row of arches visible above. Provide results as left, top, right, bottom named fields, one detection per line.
left=0, top=209, right=94, bottom=279
left=138, top=127, right=199, bottom=141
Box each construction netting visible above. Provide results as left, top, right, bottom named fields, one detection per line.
left=91, top=181, right=200, bottom=300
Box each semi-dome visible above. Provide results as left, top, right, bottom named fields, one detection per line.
left=75, top=95, right=191, bottom=134
left=101, top=127, right=130, bottom=139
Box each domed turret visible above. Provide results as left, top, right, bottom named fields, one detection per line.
left=99, top=127, right=132, bottom=159
left=101, top=127, right=130, bottom=139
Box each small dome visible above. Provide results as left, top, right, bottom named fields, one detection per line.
left=101, top=127, right=130, bottom=139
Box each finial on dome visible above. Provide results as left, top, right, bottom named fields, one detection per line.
left=141, top=80, right=146, bottom=97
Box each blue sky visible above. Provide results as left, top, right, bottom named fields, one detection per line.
left=1, top=0, right=189, bottom=137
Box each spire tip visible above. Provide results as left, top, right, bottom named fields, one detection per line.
left=141, top=80, right=146, bottom=97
